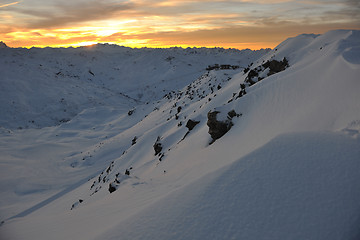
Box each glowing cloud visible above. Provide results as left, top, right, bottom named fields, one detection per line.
left=0, top=1, right=19, bottom=8
left=1, top=0, right=359, bottom=49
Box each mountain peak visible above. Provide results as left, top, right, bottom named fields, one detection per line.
left=0, top=41, right=8, bottom=48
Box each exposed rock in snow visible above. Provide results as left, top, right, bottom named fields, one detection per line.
left=207, top=110, right=233, bottom=143
left=185, top=119, right=200, bottom=131
left=153, top=136, right=163, bottom=156
left=245, top=57, right=289, bottom=85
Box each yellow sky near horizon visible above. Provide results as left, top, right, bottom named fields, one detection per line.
left=0, top=0, right=359, bottom=50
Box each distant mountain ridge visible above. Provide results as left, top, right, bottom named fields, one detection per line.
left=0, top=45, right=269, bottom=129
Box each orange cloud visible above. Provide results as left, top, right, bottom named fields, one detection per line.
left=1, top=0, right=359, bottom=49
left=0, top=1, right=20, bottom=8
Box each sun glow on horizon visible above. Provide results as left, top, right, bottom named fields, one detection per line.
left=3, top=24, right=275, bottom=50
left=1, top=0, right=358, bottom=50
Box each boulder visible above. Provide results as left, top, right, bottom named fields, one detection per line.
left=267, top=58, right=289, bottom=75
left=245, top=69, right=258, bottom=85
left=153, top=137, right=162, bottom=155
left=108, top=183, right=117, bottom=193
left=207, top=111, right=233, bottom=143
left=186, top=119, right=200, bottom=131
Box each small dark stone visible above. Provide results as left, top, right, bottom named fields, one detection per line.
left=108, top=183, right=117, bottom=193
left=132, top=136, right=137, bottom=145
left=227, top=110, right=237, bottom=119
left=128, top=109, right=135, bottom=116
left=153, top=137, right=162, bottom=156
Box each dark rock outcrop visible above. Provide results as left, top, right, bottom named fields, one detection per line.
left=245, top=58, right=289, bottom=86
left=108, top=183, right=117, bottom=193
left=245, top=69, right=259, bottom=85
left=227, top=110, right=237, bottom=119
left=186, top=119, right=200, bottom=131
left=179, top=119, right=201, bottom=142
left=207, top=111, right=233, bottom=143
left=236, top=84, right=247, bottom=99
left=263, top=57, right=289, bottom=76
left=207, top=110, right=241, bottom=144
left=206, top=64, right=240, bottom=71
left=153, top=137, right=162, bottom=156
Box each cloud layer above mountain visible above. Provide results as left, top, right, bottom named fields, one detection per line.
left=1, top=0, right=359, bottom=49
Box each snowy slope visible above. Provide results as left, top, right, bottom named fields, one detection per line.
left=97, top=132, right=360, bottom=240
left=0, top=45, right=268, bottom=227
left=1, top=30, right=360, bottom=240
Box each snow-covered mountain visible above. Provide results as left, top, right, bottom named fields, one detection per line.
left=1, top=29, right=359, bottom=240
left=0, top=45, right=267, bottom=129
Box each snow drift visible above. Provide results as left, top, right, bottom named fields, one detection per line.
left=98, top=132, right=360, bottom=240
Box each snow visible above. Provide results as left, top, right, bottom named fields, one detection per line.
left=97, top=132, right=360, bottom=240
left=0, top=30, right=360, bottom=240
left=0, top=45, right=267, bottom=129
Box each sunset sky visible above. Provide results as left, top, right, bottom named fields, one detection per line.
left=0, top=0, right=359, bottom=49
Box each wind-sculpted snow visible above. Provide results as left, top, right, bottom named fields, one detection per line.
left=0, top=30, right=359, bottom=240
left=96, top=132, right=360, bottom=240
left=338, top=30, right=360, bottom=64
